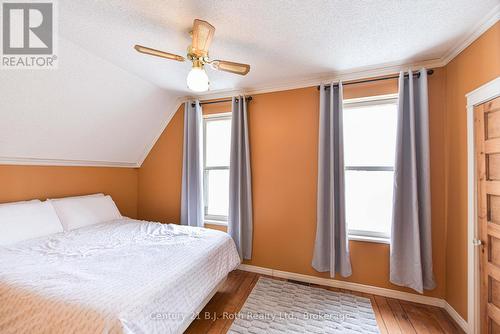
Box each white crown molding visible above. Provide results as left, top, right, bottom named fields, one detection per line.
left=74, top=6, right=500, bottom=168
left=238, top=264, right=469, bottom=333
left=0, top=156, right=138, bottom=168
left=191, top=58, right=444, bottom=102
left=441, top=3, right=500, bottom=65
left=0, top=97, right=184, bottom=169
left=3, top=5, right=497, bottom=168
left=189, top=6, right=499, bottom=103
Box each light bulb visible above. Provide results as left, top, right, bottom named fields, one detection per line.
left=187, top=67, right=209, bottom=92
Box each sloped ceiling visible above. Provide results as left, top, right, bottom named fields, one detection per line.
left=0, top=38, right=178, bottom=167
left=1, top=0, right=499, bottom=167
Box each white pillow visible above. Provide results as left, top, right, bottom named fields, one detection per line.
left=0, top=199, right=41, bottom=207
left=50, top=193, right=104, bottom=201
left=50, top=195, right=122, bottom=231
left=0, top=201, right=63, bottom=246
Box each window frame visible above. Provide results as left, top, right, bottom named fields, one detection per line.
left=202, top=112, right=232, bottom=225
left=343, top=94, right=398, bottom=243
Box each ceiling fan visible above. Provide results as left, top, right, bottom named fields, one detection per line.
left=134, top=19, right=250, bottom=92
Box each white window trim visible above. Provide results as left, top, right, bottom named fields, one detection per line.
left=204, top=112, right=232, bottom=119
left=348, top=228, right=391, bottom=243
left=348, top=233, right=390, bottom=244
left=202, top=112, right=232, bottom=226
left=204, top=219, right=228, bottom=227
left=343, top=93, right=398, bottom=107
left=344, top=94, right=398, bottom=244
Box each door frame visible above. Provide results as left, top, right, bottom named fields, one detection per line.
left=467, top=76, right=500, bottom=334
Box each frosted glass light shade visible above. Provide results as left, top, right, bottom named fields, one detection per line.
left=187, top=67, right=209, bottom=92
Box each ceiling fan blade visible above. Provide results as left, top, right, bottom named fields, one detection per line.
left=134, top=45, right=185, bottom=62
left=191, top=19, right=215, bottom=55
left=211, top=60, right=250, bottom=75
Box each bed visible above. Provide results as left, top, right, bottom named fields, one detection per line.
left=0, top=218, right=241, bottom=334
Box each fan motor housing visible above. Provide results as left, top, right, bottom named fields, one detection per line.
left=187, top=47, right=210, bottom=68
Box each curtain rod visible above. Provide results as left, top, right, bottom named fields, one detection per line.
left=191, top=96, right=253, bottom=107
left=317, top=69, right=434, bottom=90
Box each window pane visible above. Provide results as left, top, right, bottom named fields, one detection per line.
left=206, top=169, right=230, bottom=217
left=206, top=118, right=231, bottom=167
left=345, top=170, right=393, bottom=237
left=343, top=103, right=397, bottom=167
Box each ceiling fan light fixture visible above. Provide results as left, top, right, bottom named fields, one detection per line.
left=135, top=19, right=250, bottom=92
left=187, top=66, right=209, bottom=92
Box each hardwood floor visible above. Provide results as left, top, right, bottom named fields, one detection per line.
left=186, top=270, right=464, bottom=334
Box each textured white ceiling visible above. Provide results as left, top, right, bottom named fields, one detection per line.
left=1, top=0, right=498, bottom=166
left=0, top=38, right=177, bottom=166
left=60, top=0, right=499, bottom=94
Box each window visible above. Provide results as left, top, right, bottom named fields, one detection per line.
left=343, top=95, right=398, bottom=242
left=203, top=113, right=232, bottom=224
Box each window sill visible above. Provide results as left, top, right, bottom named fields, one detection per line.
left=204, top=220, right=228, bottom=227
left=348, top=234, right=390, bottom=244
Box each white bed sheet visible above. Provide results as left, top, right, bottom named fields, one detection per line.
left=0, top=219, right=241, bottom=334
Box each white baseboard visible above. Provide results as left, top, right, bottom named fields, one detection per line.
left=238, top=264, right=273, bottom=276
left=444, top=301, right=469, bottom=333
left=238, top=264, right=469, bottom=333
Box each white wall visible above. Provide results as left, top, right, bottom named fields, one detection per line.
left=0, top=37, right=179, bottom=167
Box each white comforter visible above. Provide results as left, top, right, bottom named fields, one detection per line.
left=0, top=219, right=240, bottom=334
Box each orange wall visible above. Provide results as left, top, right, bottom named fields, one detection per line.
left=137, top=101, right=234, bottom=225
left=444, top=22, right=500, bottom=319
left=137, top=70, right=448, bottom=298
left=138, top=106, right=185, bottom=224
left=0, top=21, right=487, bottom=316
left=0, top=165, right=138, bottom=218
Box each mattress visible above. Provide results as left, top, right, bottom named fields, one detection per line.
left=0, top=219, right=241, bottom=334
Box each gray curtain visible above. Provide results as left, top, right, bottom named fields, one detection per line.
left=228, top=96, right=253, bottom=260
left=390, top=69, right=435, bottom=293
left=180, top=100, right=204, bottom=227
left=312, top=83, right=352, bottom=278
